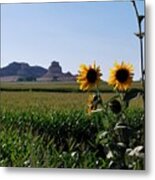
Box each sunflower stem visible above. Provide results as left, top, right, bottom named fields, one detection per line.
left=131, top=0, right=145, bottom=107
left=96, top=85, right=100, bottom=96
left=96, top=84, right=103, bottom=105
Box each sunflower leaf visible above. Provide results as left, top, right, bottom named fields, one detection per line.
left=123, top=88, right=144, bottom=103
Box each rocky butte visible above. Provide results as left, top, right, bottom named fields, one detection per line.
left=0, top=61, right=76, bottom=82
left=37, top=61, right=76, bottom=81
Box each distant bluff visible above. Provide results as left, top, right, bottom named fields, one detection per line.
left=0, top=61, right=76, bottom=82
left=37, top=61, right=76, bottom=81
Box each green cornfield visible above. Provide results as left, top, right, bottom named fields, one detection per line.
left=0, top=81, right=144, bottom=169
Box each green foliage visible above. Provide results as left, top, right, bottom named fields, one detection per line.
left=0, top=108, right=144, bottom=169
left=0, top=81, right=144, bottom=169
left=123, top=88, right=144, bottom=107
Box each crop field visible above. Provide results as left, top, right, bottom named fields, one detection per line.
left=0, top=81, right=144, bottom=169
left=0, top=80, right=142, bottom=92
left=1, top=92, right=143, bottom=111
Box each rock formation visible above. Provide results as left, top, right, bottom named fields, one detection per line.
left=37, top=61, right=76, bottom=81
left=0, top=61, right=76, bottom=82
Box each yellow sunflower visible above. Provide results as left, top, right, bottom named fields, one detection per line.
left=108, top=62, right=134, bottom=91
left=77, top=62, right=102, bottom=91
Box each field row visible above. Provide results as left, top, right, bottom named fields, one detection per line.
left=0, top=81, right=142, bottom=92
left=1, top=91, right=143, bottom=111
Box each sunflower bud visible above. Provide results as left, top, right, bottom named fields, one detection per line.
left=109, top=99, right=121, bottom=114
left=87, top=94, right=102, bottom=114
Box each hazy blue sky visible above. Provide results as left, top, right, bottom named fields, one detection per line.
left=1, top=1, right=144, bottom=80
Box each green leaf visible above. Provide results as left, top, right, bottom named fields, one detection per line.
left=96, top=131, right=108, bottom=144
left=123, top=88, right=143, bottom=102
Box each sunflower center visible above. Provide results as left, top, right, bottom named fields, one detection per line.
left=116, top=68, right=129, bottom=83
left=86, top=69, right=98, bottom=83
